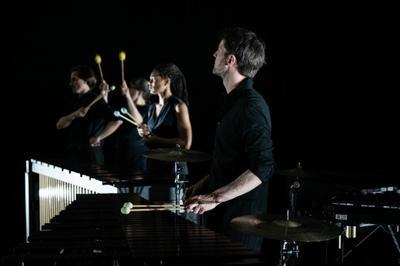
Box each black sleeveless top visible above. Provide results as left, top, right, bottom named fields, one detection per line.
left=144, top=95, right=188, bottom=176
left=145, top=95, right=181, bottom=146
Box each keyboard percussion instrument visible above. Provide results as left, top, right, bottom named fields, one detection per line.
left=5, top=193, right=262, bottom=265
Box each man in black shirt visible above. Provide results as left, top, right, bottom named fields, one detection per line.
left=185, top=27, right=275, bottom=251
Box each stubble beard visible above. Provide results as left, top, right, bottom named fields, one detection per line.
left=212, top=62, right=225, bottom=77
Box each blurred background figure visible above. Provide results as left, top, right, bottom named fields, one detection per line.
left=56, top=65, right=122, bottom=165
left=105, top=77, right=150, bottom=171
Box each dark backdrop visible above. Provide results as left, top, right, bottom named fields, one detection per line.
left=2, top=0, right=399, bottom=258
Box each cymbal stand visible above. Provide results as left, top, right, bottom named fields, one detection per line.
left=173, top=145, right=188, bottom=213
left=289, top=179, right=300, bottom=218
left=279, top=238, right=299, bottom=266
left=279, top=179, right=301, bottom=266
left=174, top=161, right=187, bottom=206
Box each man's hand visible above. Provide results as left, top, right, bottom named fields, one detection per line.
left=89, top=136, right=101, bottom=147
left=184, top=193, right=220, bottom=214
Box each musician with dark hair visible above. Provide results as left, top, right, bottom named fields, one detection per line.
left=137, top=63, right=193, bottom=201
left=140, top=63, right=191, bottom=150
left=184, top=27, right=275, bottom=251
left=56, top=65, right=122, bottom=165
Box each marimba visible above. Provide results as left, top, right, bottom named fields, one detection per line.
left=25, top=158, right=179, bottom=240
left=25, top=159, right=119, bottom=240
left=5, top=193, right=263, bottom=265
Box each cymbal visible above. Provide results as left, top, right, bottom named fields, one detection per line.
left=144, top=148, right=211, bottom=163
left=276, top=167, right=318, bottom=179
left=230, top=214, right=342, bottom=242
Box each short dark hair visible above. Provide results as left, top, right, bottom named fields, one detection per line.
left=70, top=65, right=97, bottom=89
left=218, top=27, right=266, bottom=77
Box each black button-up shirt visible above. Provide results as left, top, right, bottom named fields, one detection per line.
left=209, top=78, right=275, bottom=200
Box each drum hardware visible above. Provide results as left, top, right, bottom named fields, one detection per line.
left=174, top=158, right=187, bottom=209
left=231, top=176, right=342, bottom=266
left=144, top=145, right=211, bottom=209
left=338, top=224, right=400, bottom=264
left=144, top=145, right=211, bottom=163
left=345, top=225, right=357, bottom=239
left=276, top=162, right=318, bottom=179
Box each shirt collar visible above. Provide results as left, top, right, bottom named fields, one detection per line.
left=219, top=78, right=253, bottom=118
left=226, top=77, right=253, bottom=100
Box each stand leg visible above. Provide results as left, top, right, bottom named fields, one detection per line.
left=387, top=225, right=400, bottom=256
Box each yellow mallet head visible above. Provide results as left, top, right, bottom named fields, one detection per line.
left=119, top=51, right=126, bottom=61
left=94, top=54, right=102, bottom=64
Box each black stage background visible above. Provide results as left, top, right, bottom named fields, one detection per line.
left=2, top=1, right=399, bottom=263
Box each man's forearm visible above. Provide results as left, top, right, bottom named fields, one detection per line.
left=212, top=169, right=262, bottom=203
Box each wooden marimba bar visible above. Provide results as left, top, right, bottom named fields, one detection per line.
left=25, top=159, right=118, bottom=239
left=7, top=193, right=263, bottom=265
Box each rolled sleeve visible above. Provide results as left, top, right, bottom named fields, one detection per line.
left=241, top=107, right=274, bottom=182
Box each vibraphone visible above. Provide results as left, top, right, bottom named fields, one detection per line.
left=322, top=186, right=400, bottom=264
left=5, top=193, right=263, bottom=265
